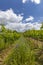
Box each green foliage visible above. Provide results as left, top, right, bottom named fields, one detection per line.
left=23, top=30, right=43, bottom=41
left=0, top=26, right=20, bottom=51
left=0, top=26, right=43, bottom=65
left=4, top=43, right=35, bottom=65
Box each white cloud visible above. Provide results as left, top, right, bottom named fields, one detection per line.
left=0, top=8, right=23, bottom=25
left=22, top=0, right=41, bottom=4
left=31, top=0, right=41, bottom=4
left=22, top=0, right=28, bottom=3
left=0, top=9, right=42, bottom=32
left=25, top=16, right=34, bottom=22
left=5, top=22, right=41, bottom=32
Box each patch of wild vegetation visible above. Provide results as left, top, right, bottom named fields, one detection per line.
left=3, top=33, right=43, bottom=65
left=4, top=37, right=35, bottom=65
left=23, top=30, right=43, bottom=41
left=0, top=26, right=20, bottom=52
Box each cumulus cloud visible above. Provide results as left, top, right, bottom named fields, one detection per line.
left=0, top=8, right=23, bottom=25
left=31, top=0, right=41, bottom=4
left=22, top=0, right=27, bottom=3
left=25, top=16, right=34, bottom=22
left=5, top=22, right=41, bottom=32
left=0, top=9, right=42, bottom=32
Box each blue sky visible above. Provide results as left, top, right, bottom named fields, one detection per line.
left=0, top=0, right=42, bottom=32
left=0, top=0, right=43, bottom=20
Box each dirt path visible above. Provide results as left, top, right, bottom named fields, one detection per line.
left=27, top=37, right=43, bottom=49
left=0, top=36, right=27, bottom=65
left=0, top=36, right=43, bottom=65
left=29, top=37, right=43, bottom=44
left=0, top=41, right=18, bottom=65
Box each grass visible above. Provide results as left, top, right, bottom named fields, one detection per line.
left=0, top=29, right=43, bottom=65
left=3, top=36, right=35, bottom=65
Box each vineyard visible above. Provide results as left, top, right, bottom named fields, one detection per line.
left=0, top=26, right=20, bottom=52
left=23, top=30, right=43, bottom=41
left=0, top=27, right=43, bottom=65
